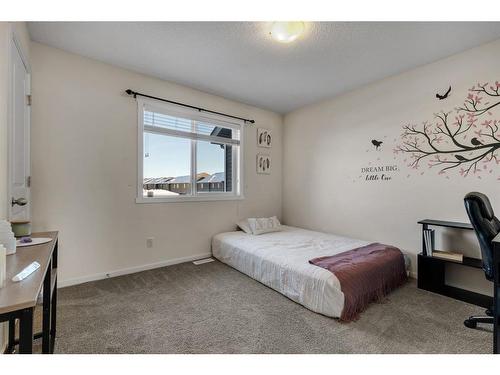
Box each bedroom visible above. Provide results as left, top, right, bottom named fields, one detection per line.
left=1, top=0, right=500, bottom=372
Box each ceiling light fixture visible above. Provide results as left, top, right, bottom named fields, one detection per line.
left=269, top=22, right=305, bottom=43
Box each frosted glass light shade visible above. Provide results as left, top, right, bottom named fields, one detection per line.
left=270, top=22, right=305, bottom=43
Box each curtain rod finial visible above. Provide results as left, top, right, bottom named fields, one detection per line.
left=125, top=89, right=134, bottom=96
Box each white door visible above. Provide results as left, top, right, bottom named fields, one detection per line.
left=9, top=38, right=30, bottom=221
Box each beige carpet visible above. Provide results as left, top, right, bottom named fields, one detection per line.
left=49, top=260, right=491, bottom=353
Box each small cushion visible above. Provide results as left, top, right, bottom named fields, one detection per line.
left=237, top=219, right=253, bottom=234
left=247, top=216, right=281, bottom=235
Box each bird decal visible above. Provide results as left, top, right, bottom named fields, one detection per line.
left=471, top=137, right=483, bottom=146
left=371, top=139, right=383, bottom=150
left=455, top=154, right=468, bottom=162
left=436, top=86, right=451, bottom=100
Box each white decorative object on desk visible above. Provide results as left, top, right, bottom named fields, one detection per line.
left=0, top=220, right=16, bottom=255
left=0, top=244, right=6, bottom=288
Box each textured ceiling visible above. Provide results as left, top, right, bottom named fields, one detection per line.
left=28, top=22, right=500, bottom=114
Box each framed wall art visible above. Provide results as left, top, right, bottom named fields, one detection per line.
left=257, top=154, right=271, bottom=174
left=257, top=128, right=272, bottom=148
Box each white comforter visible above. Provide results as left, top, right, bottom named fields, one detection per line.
left=212, top=225, right=370, bottom=318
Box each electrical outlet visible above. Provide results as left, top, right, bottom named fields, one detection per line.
left=146, top=237, right=154, bottom=248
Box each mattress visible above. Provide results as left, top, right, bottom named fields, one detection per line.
left=212, top=225, right=372, bottom=318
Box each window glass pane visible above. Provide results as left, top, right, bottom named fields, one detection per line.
left=143, top=132, right=191, bottom=197
left=196, top=140, right=232, bottom=193
left=140, top=105, right=242, bottom=200
left=144, top=112, right=239, bottom=145
left=144, top=110, right=193, bottom=133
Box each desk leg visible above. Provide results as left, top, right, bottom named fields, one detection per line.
left=50, top=275, right=57, bottom=353
left=8, top=318, right=15, bottom=353
left=52, top=239, right=58, bottom=268
left=50, top=238, right=58, bottom=353
left=42, top=261, right=52, bottom=354
left=18, top=308, right=33, bottom=354
left=494, top=249, right=500, bottom=354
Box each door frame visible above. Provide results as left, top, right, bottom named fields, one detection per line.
left=7, top=26, right=31, bottom=220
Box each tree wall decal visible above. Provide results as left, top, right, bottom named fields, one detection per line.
left=395, top=81, right=500, bottom=178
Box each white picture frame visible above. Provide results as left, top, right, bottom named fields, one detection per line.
left=257, top=128, right=272, bottom=148
left=257, top=154, right=271, bottom=174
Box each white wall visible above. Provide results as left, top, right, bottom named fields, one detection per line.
left=0, top=21, right=31, bottom=353
left=30, top=42, right=283, bottom=286
left=283, top=38, right=500, bottom=295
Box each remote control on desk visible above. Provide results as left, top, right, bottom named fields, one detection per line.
left=12, top=261, right=41, bottom=282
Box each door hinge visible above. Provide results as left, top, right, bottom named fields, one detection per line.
left=26, top=176, right=31, bottom=187
left=26, top=94, right=32, bottom=106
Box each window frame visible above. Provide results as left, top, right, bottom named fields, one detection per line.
left=136, top=98, right=245, bottom=203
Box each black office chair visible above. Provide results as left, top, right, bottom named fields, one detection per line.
left=463, top=192, right=499, bottom=328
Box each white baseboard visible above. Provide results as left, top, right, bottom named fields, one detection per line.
left=58, top=252, right=212, bottom=288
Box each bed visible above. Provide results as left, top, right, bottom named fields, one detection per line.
left=212, top=225, right=409, bottom=319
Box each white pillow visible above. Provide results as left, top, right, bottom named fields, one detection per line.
left=237, top=219, right=252, bottom=234
left=247, top=216, right=281, bottom=235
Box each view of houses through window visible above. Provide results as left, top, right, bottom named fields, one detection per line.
left=140, top=103, right=241, bottom=199
left=143, top=171, right=227, bottom=197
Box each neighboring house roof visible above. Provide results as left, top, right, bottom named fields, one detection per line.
left=168, top=175, right=191, bottom=183
left=143, top=177, right=173, bottom=184
left=196, top=172, right=210, bottom=181
left=198, top=172, right=225, bottom=183
left=145, top=173, right=212, bottom=184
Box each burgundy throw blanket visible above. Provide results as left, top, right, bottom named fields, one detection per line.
left=309, top=243, right=407, bottom=322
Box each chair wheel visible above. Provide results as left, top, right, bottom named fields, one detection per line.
left=464, top=319, right=477, bottom=329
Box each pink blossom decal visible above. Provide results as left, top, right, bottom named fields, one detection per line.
left=396, top=81, right=500, bottom=177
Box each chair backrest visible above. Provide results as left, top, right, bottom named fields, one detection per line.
left=464, top=192, right=500, bottom=280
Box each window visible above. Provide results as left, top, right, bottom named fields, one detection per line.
left=137, top=99, right=243, bottom=202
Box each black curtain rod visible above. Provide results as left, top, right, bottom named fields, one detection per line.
left=125, top=89, right=255, bottom=124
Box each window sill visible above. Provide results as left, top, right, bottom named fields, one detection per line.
left=136, top=194, right=245, bottom=204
